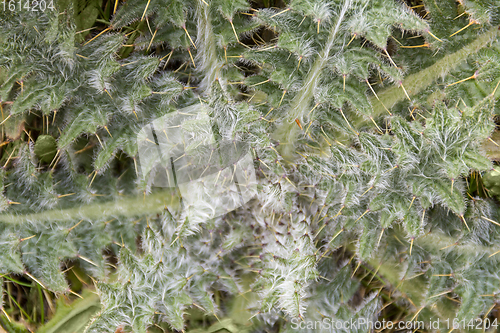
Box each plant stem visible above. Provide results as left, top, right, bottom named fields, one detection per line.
left=2, top=275, right=32, bottom=287
left=37, top=283, right=44, bottom=324
left=196, top=0, right=223, bottom=91
left=7, top=291, right=32, bottom=321
left=370, top=26, right=500, bottom=118
left=0, top=189, right=179, bottom=225
left=274, top=0, right=352, bottom=159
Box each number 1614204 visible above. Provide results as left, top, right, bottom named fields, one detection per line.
left=2, top=0, right=55, bottom=12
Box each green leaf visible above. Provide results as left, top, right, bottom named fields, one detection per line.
left=456, top=286, right=484, bottom=322
left=74, top=0, right=103, bottom=43
left=357, top=217, right=379, bottom=260
left=34, top=135, right=57, bottom=164
left=462, top=150, right=492, bottom=171
left=0, top=314, right=31, bottom=333
left=432, top=179, right=466, bottom=216
left=403, top=206, right=422, bottom=237
left=0, top=235, right=25, bottom=274
left=38, top=289, right=101, bottom=333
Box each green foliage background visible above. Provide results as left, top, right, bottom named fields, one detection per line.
left=1, top=0, right=500, bottom=332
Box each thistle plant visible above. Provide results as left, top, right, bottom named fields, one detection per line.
left=1, top=0, right=500, bottom=332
